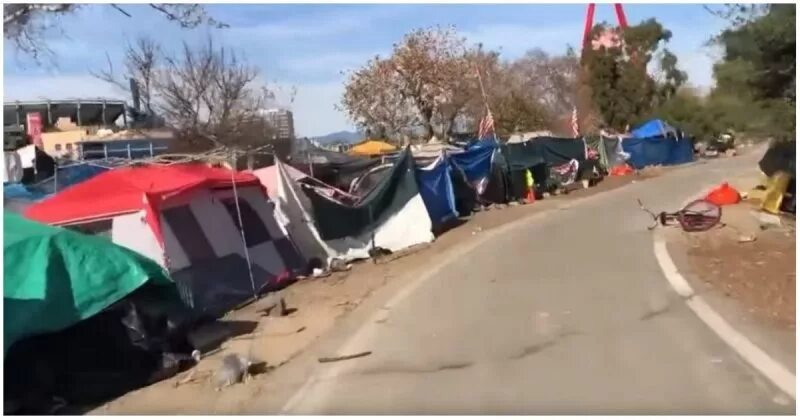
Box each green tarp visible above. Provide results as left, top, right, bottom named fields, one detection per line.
left=3, top=212, right=172, bottom=357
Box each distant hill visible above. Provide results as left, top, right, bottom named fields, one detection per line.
left=312, top=130, right=364, bottom=145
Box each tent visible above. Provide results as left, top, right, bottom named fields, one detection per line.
left=621, top=136, right=693, bottom=168
left=630, top=119, right=678, bottom=139
left=24, top=163, right=305, bottom=317
left=3, top=211, right=173, bottom=356
left=273, top=148, right=434, bottom=265
left=349, top=139, right=399, bottom=157
left=252, top=163, right=308, bottom=201
left=415, top=154, right=458, bottom=226
left=501, top=136, right=588, bottom=198
left=288, top=138, right=381, bottom=190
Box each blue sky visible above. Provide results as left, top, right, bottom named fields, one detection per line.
left=3, top=4, right=727, bottom=137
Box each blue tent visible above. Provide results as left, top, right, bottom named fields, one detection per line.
left=630, top=119, right=677, bottom=139
left=623, top=119, right=694, bottom=169
left=622, top=135, right=694, bottom=169
left=415, top=157, right=458, bottom=226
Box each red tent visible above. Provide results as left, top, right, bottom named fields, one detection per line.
left=25, top=163, right=260, bottom=245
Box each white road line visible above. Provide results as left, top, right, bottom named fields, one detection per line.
left=653, top=236, right=796, bottom=400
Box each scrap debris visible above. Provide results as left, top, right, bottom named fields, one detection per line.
left=318, top=351, right=372, bottom=363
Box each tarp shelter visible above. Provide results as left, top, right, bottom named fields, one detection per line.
left=4, top=160, right=114, bottom=213
left=289, top=138, right=380, bottom=190
left=349, top=139, right=398, bottom=157
left=25, top=163, right=305, bottom=317
left=273, top=148, right=434, bottom=265
left=622, top=131, right=694, bottom=169
left=4, top=214, right=196, bottom=412
left=3, top=212, right=172, bottom=357
left=501, top=136, right=587, bottom=198
left=585, top=136, right=629, bottom=170
left=759, top=140, right=795, bottom=177
left=630, top=119, right=678, bottom=139
left=415, top=154, right=458, bottom=226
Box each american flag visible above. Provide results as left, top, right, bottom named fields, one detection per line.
left=477, top=110, right=495, bottom=140
left=571, top=106, right=580, bottom=137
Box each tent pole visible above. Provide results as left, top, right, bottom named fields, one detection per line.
left=230, top=149, right=258, bottom=300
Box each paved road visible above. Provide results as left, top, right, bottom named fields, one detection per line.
left=280, top=151, right=794, bottom=415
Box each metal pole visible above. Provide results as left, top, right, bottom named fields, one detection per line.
left=149, top=142, right=154, bottom=157
left=127, top=143, right=132, bottom=160
left=102, top=100, right=107, bottom=127
left=53, top=161, right=59, bottom=193
left=469, top=51, right=500, bottom=143
left=104, top=143, right=108, bottom=159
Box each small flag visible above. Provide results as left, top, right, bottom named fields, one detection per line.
left=478, top=110, right=495, bottom=140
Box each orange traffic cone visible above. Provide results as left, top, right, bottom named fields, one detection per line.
left=525, top=187, right=535, bottom=203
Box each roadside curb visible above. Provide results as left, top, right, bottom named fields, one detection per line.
left=652, top=230, right=796, bottom=400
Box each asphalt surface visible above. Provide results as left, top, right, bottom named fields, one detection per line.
left=278, top=150, right=794, bottom=415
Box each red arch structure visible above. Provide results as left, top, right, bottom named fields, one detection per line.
left=581, top=3, right=629, bottom=49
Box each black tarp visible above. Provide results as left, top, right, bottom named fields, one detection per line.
left=20, top=146, right=56, bottom=184
left=759, top=140, right=796, bottom=177
left=287, top=140, right=380, bottom=190
left=4, top=283, right=196, bottom=414
left=502, top=136, right=586, bottom=170
left=303, top=148, right=419, bottom=240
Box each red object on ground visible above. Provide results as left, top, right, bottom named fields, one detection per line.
left=705, top=182, right=741, bottom=206
left=609, top=164, right=634, bottom=176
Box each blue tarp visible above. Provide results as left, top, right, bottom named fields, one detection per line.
left=415, top=157, right=458, bottom=226
left=449, top=144, right=495, bottom=184
left=630, top=119, right=677, bottom=139
left=4, top=162, right=112, bottom=212
left=622, top=136, right=694, bottom=169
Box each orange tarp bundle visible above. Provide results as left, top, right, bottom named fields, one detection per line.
left=348, top=139, right=398, bottom=156
left=705, top=182, right=741, bottom=206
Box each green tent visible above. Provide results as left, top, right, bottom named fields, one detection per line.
left=3, top=212, right=172, bottom=357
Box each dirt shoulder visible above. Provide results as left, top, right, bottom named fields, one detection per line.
left=89, top=170, right=661, bottom=415
left=663, top=203, right=796, bottom=372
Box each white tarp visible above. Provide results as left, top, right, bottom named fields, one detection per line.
left=507, top=130, right=554, bottom=144
left=274, top=159, right=433, bottom=264
left=3, top=151, right=23, bottom=184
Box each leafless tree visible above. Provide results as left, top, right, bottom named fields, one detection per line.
left=93, top=37, right=160, bottom=114
left=4, top=3, right=226, bottom=64
left=95, top=36, right=277, bottom=152
left=507, top=48, right=581, bottom=120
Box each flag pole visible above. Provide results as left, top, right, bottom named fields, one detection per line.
left=466, top=47, right=498, bottom=144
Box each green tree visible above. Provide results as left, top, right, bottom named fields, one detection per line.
left=581, top=18, right=686, bottom=131
left=710, top=4, right=796, bottom=139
